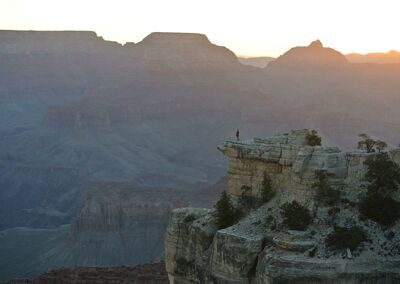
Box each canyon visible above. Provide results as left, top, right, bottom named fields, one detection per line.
left=2, top=30, right=400, bottom=280
left=0, top=180, right=224, bottom=280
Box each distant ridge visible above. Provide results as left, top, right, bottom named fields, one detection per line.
left=2, top=30, right=400, bottom=64
left=0, top=30, right=121, bottom=54
left=346, top=50, right=400, bottom=64
left=267, top=39, right=348, bottom=71
left=238, top=56, right=275, bottom=68
left=134, top=32, right=238, bottom=64
left=0, top=30, right=238, bottom=64
left=139, top=32, right=210, bottom=43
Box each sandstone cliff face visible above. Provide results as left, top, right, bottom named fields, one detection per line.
left=0, top=180, right=225, bottom=280
left=165, top=130, right=400, bottom=283
left=216, top=129, right=400, bottom=204
left=166, top=208, right=400, bottom=283
left=60, top=181, right=224, bottom=267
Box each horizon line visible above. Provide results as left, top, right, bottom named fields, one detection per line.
left=1, top=28, right=399, bottom=58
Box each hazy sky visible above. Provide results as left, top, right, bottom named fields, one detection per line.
left=1, top=0, right=400, bottom=57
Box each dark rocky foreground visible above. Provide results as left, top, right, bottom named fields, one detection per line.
left=5, top=262, right=168, bottom=284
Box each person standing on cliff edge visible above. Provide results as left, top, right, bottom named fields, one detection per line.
left=236, top=129, right=240, bottom=140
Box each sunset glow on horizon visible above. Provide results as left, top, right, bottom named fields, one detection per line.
left=1, top=0, right=400, bottom=57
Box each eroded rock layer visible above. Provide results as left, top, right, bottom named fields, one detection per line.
left=165, top=130, right=400, bottom=283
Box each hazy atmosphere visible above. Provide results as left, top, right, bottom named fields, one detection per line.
left=1, top=0, right=400, bottom=283
left=2, top=0, right=400, bottom=56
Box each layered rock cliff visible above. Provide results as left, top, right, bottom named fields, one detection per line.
left=0, top=180, right=225, bottom=280
left=165, top=130, right=400, bottom=283
left=67, top=182, right=224, bottom=266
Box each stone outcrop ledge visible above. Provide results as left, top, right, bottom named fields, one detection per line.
left=165, top=130, right=400, bottom=283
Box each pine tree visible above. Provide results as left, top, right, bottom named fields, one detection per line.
left=280, top=201, right=312, bottom=231
left=312, top=170, right=341, bottom=205
left=360, top=152, right=400, bottom=226
left=214, top=191, right=238, bottom=229
left=364, top=153, right=400, bottom=196
left=261, top=173, right=275, bottom=203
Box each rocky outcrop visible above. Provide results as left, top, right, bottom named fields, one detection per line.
left=217, top=130, right=400, bottom=203
left=256, top=252, right=400, bottom=283
left=165, top=130, right=400, bottom=283
left=165, top=208, right=217, bottom=283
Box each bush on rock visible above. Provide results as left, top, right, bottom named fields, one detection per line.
left=280, top=201, right=312, bottom=231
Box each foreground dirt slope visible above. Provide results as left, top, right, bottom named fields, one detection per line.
left=7, top=262, right=168, bottom=284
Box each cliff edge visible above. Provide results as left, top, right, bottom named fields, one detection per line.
left=165, top=129, right=400, bottom=283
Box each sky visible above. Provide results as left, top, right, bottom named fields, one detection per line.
left=1, top=0, right=400, bottom=57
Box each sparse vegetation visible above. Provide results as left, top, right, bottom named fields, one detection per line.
left=260, top=173, right=275, bottom=203
left=357, top=133, right=387, bottom=153
left=305, top=129, right=321, bottom=146
left=364, top=153, right=400, bottom=197
left=312, top=170, right=341, bottom=206
left=280, top=201, right=312, bottom=231
left=359, top=152, right=400, bottom=226
left=360, top=193, right=400, bottom=226
left=214, top=191, right=242, bottom=229
left=237, top=185, right=261, bottom=212
left=326, top=225, right=366, bottom=251
left=238, top=191, right=257, bottom=212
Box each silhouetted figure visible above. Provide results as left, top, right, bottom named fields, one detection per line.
left=236, top=129, right=240, bottom=140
